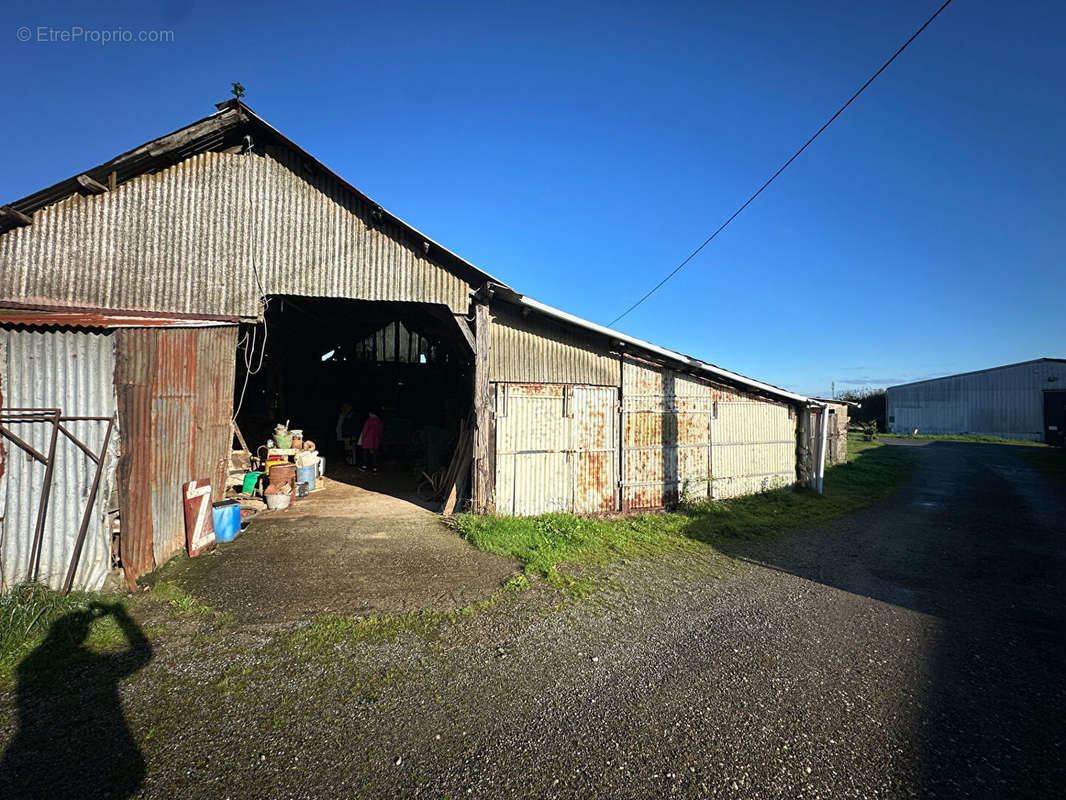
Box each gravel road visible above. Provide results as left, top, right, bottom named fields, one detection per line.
left=2, top=440, right=1063, bottom=799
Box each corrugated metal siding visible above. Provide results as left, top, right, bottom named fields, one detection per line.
left=886, top=360, right=1066, bottom=440
left=621, top=359, right=797, bottom=507
left=710, top=386, right=796, bottom=499
left=621, top=360, right=713, bottom=509
left=494, top=383, right=617, bottom=516
left=489, top=306, right=619, bottom=387
left=114, top=326, right=236, bottom=583
left=0, top=328, right=118, bottom=592
left=0, top=150, right=471, bottom=318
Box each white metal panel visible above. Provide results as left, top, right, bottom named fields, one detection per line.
left=493, top=383, right=618, bottom=516
left=494, top=384, right=571, bottom=516
left=710, top=395, right=796, bottom=499
left=0, top=328, right=118, bottom=592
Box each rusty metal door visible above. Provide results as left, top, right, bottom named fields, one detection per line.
left=494, top=383, right=617, bottom=516
left=621, top=359, right=711, bottom=510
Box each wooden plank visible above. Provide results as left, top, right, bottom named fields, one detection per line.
left=76, top=174, right=108, bottom=195
left=471, top=303, right=493, bottom=514
left=451, top=313, right=476, bottom=353
left=441, top=424, right=473, bottom=515
left=0, top=205, right=32, bottom=227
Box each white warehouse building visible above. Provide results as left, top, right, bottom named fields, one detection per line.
left=886, top=358, right=1066, bottom=443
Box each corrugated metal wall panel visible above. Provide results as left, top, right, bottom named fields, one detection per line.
left=115, top=326, right=236, bottom=584
left=495, top=384, right=571, bottom=515
left=886, top=360, right=1066, bottom=440
left=710, top=387, right=796, bottom=500
left=489, top=306, right=619, bottom=386
left=493, top=383, right=617, bottom=516
left=621, top=360, right=712, bottom=509
left=572, top=386, right=618, bottom=513
left=0, top=150, right=472, bottom=318
left=0, top=328, right=118, bottom=592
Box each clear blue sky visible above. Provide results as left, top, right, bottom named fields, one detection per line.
left=2, top=0, right=1063, bottom=397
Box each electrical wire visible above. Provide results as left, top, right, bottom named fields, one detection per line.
left=232, top=139, right=270, bottom=422
left=607, top=0, right=954, bottom=327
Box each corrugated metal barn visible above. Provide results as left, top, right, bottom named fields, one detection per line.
left=886, top=359, right=1066, bottom=443
left=0, top=100, right=831, bottom=593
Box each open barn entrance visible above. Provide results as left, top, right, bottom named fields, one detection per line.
left=233, top=296, right=474, bottom=508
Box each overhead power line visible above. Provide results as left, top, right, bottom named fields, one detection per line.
left=607, top=0, right=954, bottom=327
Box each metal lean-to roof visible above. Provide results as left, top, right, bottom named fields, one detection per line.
left=2, top=100, right=810, bottom=406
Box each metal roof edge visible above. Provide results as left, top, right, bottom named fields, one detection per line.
left=886, top=358, right=1066, bottom=391
left=483, top=283, right=811, bottom=405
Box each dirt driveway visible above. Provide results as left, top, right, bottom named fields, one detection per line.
left=155, top=472, right=516, bottom=622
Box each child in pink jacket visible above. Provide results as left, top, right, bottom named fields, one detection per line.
left=358, top=411, right=384, bottom=473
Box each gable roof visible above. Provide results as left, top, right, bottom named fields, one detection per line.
left=2, top=100, right=811, bottom=406
left=0, top=99, right=506, bottom=293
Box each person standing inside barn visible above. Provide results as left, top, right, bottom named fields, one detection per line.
left=358, top=410, right=384, bottom=473
left=336, top=401, right=357, bottom=465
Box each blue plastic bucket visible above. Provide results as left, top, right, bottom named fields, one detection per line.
left=296, top=465, right=316, bottom=490
left=212, top=500, right=241, bottom=543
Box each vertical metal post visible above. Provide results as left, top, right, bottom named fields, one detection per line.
left=62, top=418, right=114, bottom=594
left=27, top=410, right=61, bottom=583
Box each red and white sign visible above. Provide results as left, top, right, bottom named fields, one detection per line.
left=183, top=478, right=216, bottom=556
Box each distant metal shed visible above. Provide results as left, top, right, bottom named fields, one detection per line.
left=886, top=359, right=1066, bottom=443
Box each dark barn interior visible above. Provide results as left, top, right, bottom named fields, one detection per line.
left=233, top=297, right=472, bottom=496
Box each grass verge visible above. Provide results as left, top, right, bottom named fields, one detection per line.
left=456, top=437, right=917, bottom=583
left=0, top=583, right=132, bottom=682
left=1020, top=446, right=1066, bottom=486
left=880, top=432, right=1047, bottom=446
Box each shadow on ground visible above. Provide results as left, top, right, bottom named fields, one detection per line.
left=702, top=441, right=1066, bottom=797
left=0, top=604, right=152, bottom=800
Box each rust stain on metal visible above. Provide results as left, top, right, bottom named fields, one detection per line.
left=115, top=325, right=237, bottom=588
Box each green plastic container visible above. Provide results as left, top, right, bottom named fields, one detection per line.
left=241, top=471, right=263, bottom=494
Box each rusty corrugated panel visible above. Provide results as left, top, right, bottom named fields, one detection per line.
left=572, top=386, right=618, bottom=513
left=621, top=360, right=712, bottom=509
left=0, top=327, right=118, bottom=592
left=0, top=151, right=472, bottom=318
left=192, top=327, right=237, bottom=504
left=115, top=325, right=236, bottom=585
left=114, top=330, right=156, bottom=585
left=709, top=385, right=796, bottom=499
left=493, top=383, right=617, bottom=516
left=489, top=306, right=619, bottom=387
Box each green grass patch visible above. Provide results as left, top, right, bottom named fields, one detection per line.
left=456, top=438, right=917, bottom=580
left=145, top=580, right=214, bottom=617
left=880, top=432, right=1047, bottom=446
left=289, top=590, right=511, bottom=654
left=0, top=583, right=132, bottom=683
left=1021, top=446, right=1066, bottom=485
